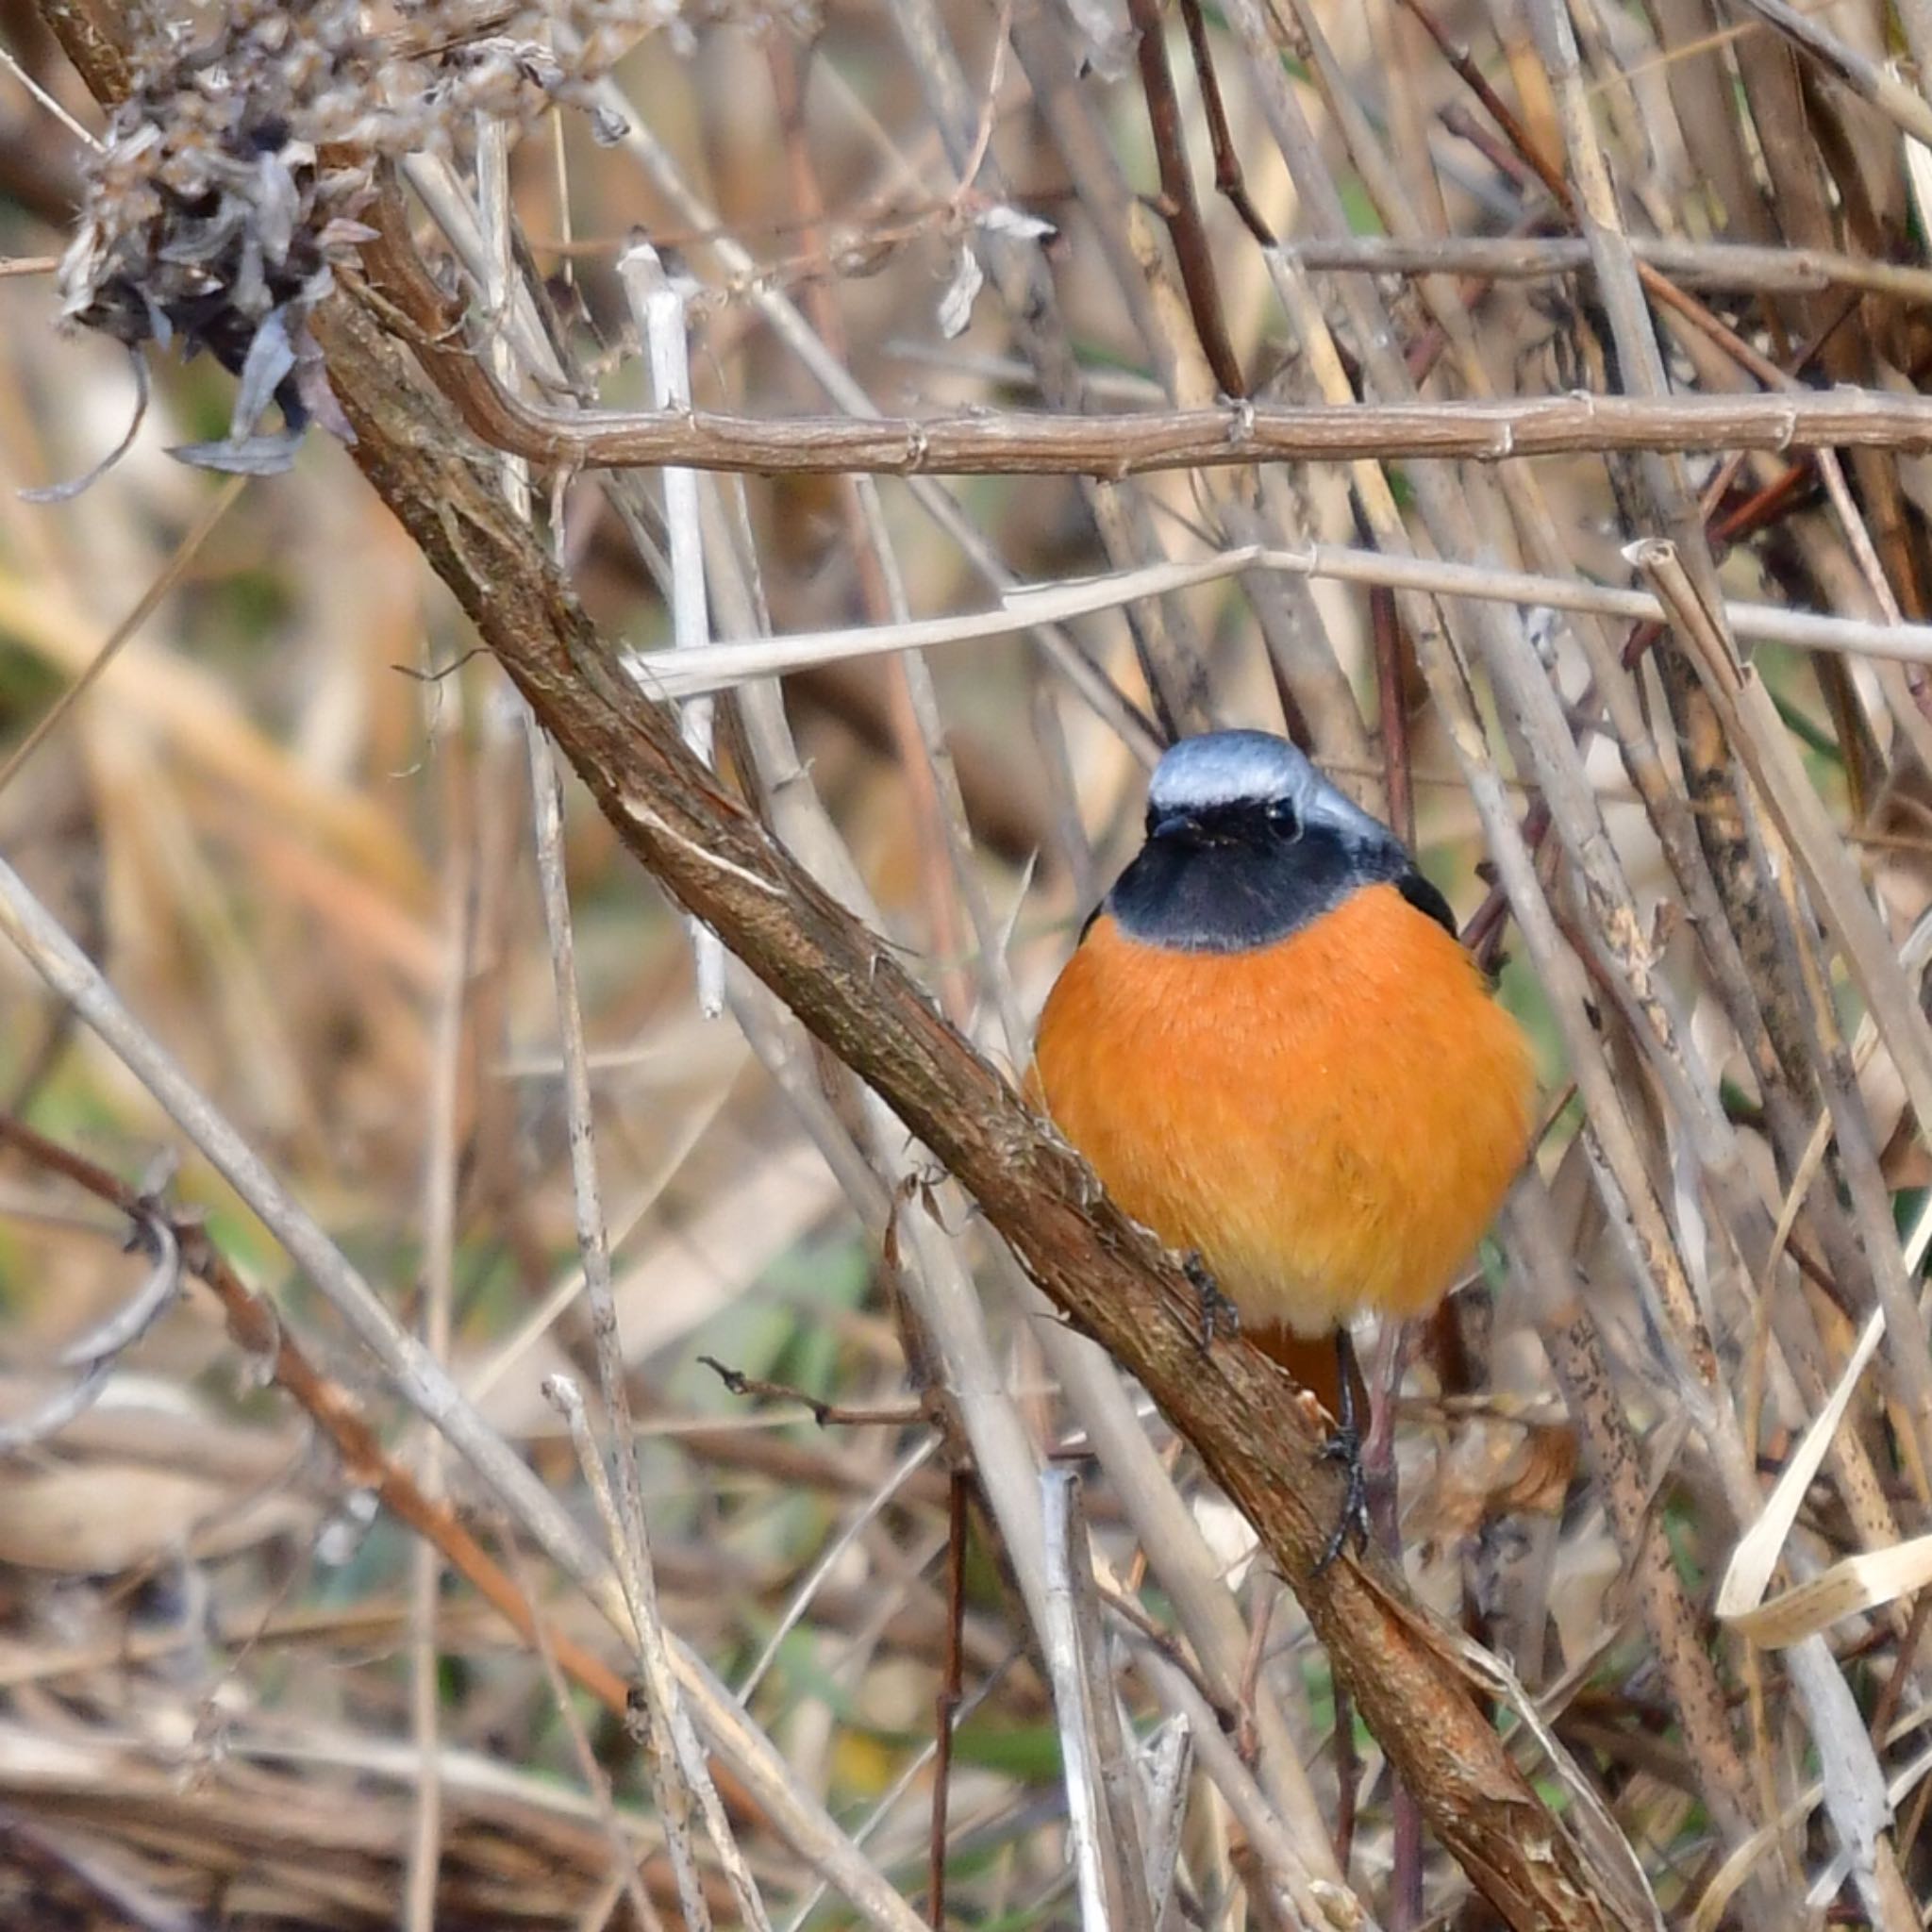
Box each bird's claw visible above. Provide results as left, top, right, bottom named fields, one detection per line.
left=1314, top=1423, right=1372, bottom=1575
left=1182, top=1252, right=1240, bottom=1350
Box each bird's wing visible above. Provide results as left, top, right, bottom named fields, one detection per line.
left=1394, top=865, right=1459, bottom=940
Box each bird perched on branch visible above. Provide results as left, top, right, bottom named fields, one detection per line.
left=1032, top=729, right=1535, bottom=1562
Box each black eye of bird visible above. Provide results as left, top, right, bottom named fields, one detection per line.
left=1265, top=798, right=1300, bottom=837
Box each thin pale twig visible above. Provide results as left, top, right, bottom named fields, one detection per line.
left=547, top=1374, right=720, bottom=1932
left=404, top=706, right=477, bottom=1932
left=928, top=1469, right=968, bottom=1931
left=1040, top=1470, right=1135, bottom=1932
left=0, top=36, right=101, bottom=147
left=620, top=542, right=1932, bottom=700
left=502, top=1532, right=666, bottom=1932
left=1280, top=230, right=1932, bottom=301
left=0, top=474, right=249, bottom=801
left=0, top=1169, right=180, bottom=1453
left=736, top=1432, right=941, bottom=1703
left=621, top=239, right=724, bottom=1017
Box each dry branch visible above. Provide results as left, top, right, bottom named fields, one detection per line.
left=328, top=324, right=1932, bottom=473
left=1283, top=232, right=1932, bottom=300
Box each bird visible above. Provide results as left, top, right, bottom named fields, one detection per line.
left=1031, top=729, right=1536, bottom=1560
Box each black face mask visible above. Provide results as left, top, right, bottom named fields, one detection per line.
left=1104, top=800, right=1454, bottom=954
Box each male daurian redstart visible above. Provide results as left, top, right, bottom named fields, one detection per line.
left=1032, top=730, right=1535, bottom=1557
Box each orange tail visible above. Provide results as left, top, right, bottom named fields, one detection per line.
left=1246, top=1325, right=1360, bottom=1424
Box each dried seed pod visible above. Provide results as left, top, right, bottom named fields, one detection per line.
left=57, top=0, right=385, bottom=473
left=52, top=0, right=689, bottom=479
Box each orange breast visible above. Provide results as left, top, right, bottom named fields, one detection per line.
left=1031, top=884, right=1535, bottom=1336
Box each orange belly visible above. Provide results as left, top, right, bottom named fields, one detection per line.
left=1031, top=885, right=1535, bottom=1337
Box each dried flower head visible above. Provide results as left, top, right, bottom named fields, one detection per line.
left=54, top=0, right=678, bottom=479
left=57, top=0, right=386, bottom=475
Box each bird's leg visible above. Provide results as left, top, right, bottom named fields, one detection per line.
left=1181, top=1251, right=1240, bottom=1349
left=1314, top=1327, right=1373, bottom=1574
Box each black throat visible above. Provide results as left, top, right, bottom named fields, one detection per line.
left=1102, top=804, right=1455, bottom=954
